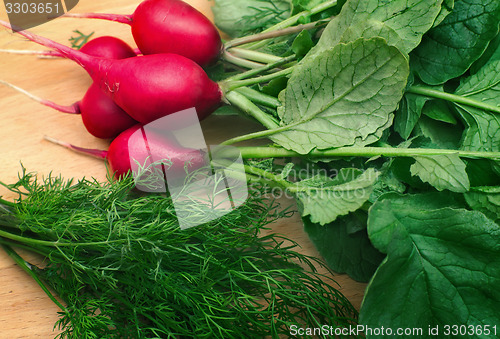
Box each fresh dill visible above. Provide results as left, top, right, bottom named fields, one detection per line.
left=0, top=169, right=359, bottom=338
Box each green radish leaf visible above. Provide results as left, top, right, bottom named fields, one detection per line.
left=260, top=77, right=288, bottom=98
left=411, top=0, right=500, bottom=85
left=291, top=30, right=314, bottom=57
left=422, top=100, right=457, bottom=125
left=212, top=0, right=292, bottom=37
left=361, top=193, right=500, bottom=335
left=414, top=116, right=462, bottom=150
left=432, top=0, right=454, bottom=28
left=314, top=0, right=444, bottom=55
left=270, top=37, right=409, bottom=154
left=410, top=154, right=470, bottom=193
left=457, top=108, right=500, bottom=152
left=292, top=168, right=379, bottom=225
left=395, top=92, right=432, bottom=140
left=303, top=212, right=385, bottom=283
left=454, top=60, right=500, bottom=152
left=464, top=186, right=500, bottom=222
left=470, top=32, right=500, bottom=74
left=466, top=159, right=500, bottom=187
left=291, top=0, right=324, bottom=13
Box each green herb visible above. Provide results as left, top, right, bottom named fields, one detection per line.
left=68, top=30, right=94, bottom=50
left=0, top=169, right=359, bottom=338
left=212, top=0, right=292, bottom=38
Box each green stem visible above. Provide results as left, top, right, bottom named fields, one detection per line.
left=221, top=50, right=264, bottom=69
left=223, top=54, right=296, bottom=82
left=0, top=198, right=16, bottom=208
left=224, top=68, right=293, bottom=92
left=1, top=244, right=67, bottom=311
left=234, top=87, right=280, bottom=108
left=243, top=1, right=337, bottom=50
left=0, top=228, right=125, bottom=248
left=243, top=165, right=295, bottom=190
left=220, top=127, right=285, bottom=146
left=225, top=19, right=329, bottom=49
left=224, top=91, right=279, bottom=129
left=228, top=48, right=284, bottom=64
left=408, top=86, right=500, bottom=114
left=235, top=146, right=500, bottom=160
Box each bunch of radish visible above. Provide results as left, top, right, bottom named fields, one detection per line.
left=0, top=0, right=228, bottom=178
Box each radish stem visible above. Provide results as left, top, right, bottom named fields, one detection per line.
left=240, top=1, right=337, bottom=50
left=234, top=87, right=280, bottom=108
left=228, top=48, right=284, bottom=64
left=408, top=86, right=500, bottom=114
left=235, top=146, right=500, bottom=160
left=62, top=12, right=133, bottom=24
left=223, top=55, right=296, bottom=82
left=225, top=19, right=331, bottom=49
left=221, top=50, right=265, bottom=69
left=224, top=68, right=293, bottom=92
left=224, top=91, right=279, bottom=129
left=44, top=136, right=107, bottom=160
left=0, top=80, right=79, bottom=114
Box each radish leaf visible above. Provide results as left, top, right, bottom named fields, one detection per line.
left=410, top=154, right=470, bottom=193
left=303, top=212, right=385, bottom=283
left=455, top=60, right=500, bottom=152
left=362, top=193, right=500, bottom=335
left=465, top=186, right=500, bottom=222
left=291, top=168, right=379, bottom=225
left=315, top=0, right=444, bottom=54
left=411, top=0, right=500, bottom=85
left=270, top=37, right=408, bottom=154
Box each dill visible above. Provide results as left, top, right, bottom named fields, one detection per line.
left=0, top=169, right=359, bottom=338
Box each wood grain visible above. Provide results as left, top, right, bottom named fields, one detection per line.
left=0, top=1, right=367, bottom=337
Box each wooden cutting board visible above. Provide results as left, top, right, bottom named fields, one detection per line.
left=0, top=1, right=367, bottom=337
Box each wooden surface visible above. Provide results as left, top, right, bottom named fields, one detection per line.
left=0, top=1, right=367, bottom=337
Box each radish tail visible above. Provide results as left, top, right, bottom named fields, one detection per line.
left=0, top=80, right=79, bottom=114
left=0, top=20, right=95, bottom=70
left=62, top=12, right=133, bottom=24
left=0, top=48, right=61, bottom=57
left=44, top=135, right=108, bottom=160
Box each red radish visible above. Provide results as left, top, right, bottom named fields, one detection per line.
left=63, top=0, right=222, bottom=67
left=0, top=20, right=223, bottom=125
left=78, top=36, right=138, bottom=59
left=0, top=80, right=137, bottom=139
left=0, top=35, right=141, bottom=139
left=45, top=124, right=208, bottom=179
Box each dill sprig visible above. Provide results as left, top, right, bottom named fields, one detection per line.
left=0, top=169, right=359, bottom=338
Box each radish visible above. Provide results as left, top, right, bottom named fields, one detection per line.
left=45, top=124, right=208, bottom=180
left=78, top=36, right=138, bottom=59
left=0, top=20, right=223, bottom=125
left=0, top=80, right=137, bottom=139
left=0, top=35, right=141, bottom=139
left=63, top=0, right=222, bottom=67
